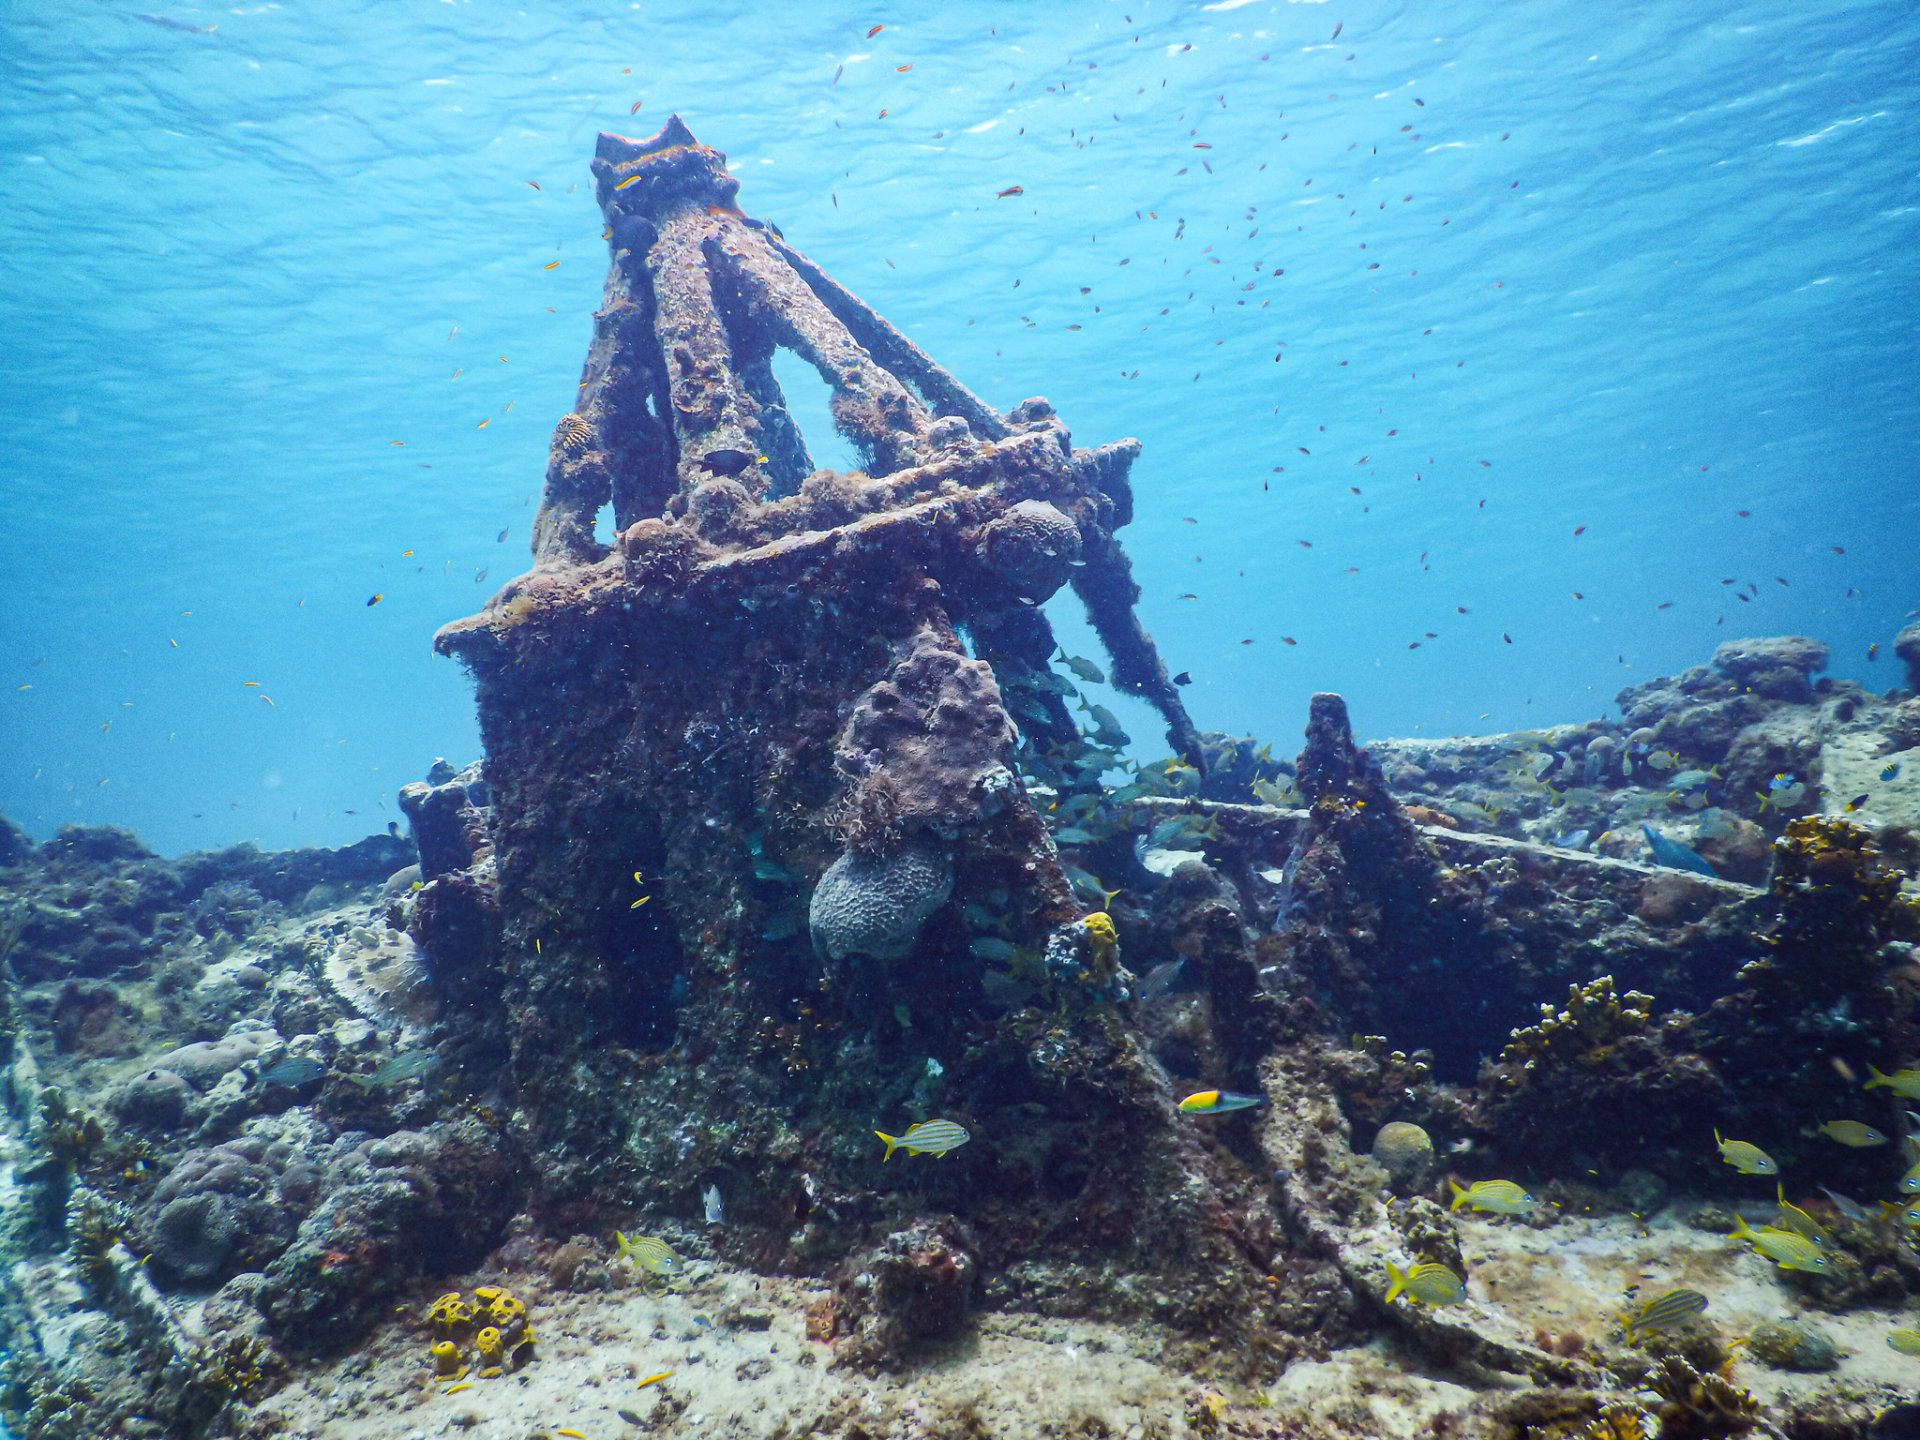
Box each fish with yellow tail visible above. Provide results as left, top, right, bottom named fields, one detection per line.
left=1448, top=1179, right=1538, bottom=1216
left=1383, top=1259, right=1465, bottom=1307
left=614, top=1232, right=680, bottom=1279
left=1714, top=1129, right=1777, bottom=1174
left=1864, top=1064, right=1920, bottom=1100
left=1773, top=1185, right=1831, bottom=1247
left=874, top=1119, right=970, bottom=1160
left=1729, top=1216, right=1830, bottom=1272
left=1622, top=1287, right=1708, bottom=1338
left=1818, top=1119, right=1888, bottom=1147
left=1179, top=1090, right=1267, bottom=1115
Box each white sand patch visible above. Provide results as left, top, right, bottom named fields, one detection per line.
left=255, top=1270, right=1200, bottom=1439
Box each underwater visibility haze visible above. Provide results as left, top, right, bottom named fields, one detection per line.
left=2, top=4, right=1920, bottom=1439
left=2, top=0, right=1916, bottom=853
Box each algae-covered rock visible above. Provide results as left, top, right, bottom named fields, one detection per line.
left=1746, top=1317, right=1838, bottom=1372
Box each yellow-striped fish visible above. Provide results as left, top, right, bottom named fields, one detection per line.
left=1715, top=1129, right=1777, bottom=1174
left=1900, top=1160, right=1920, bottom=1195
left=1730, top=1217, right=1830, bottom=1272
left=1774, top=1185, right=1831, bottom=1247
left=874, top=1119, right=970, bottom=1160
left=1448, top=1179, right=1537, bottom=1216
left=1889, top=1329, right=1920, bottom=1357
left=1818, top=1119, right=1887, bottom=1147
left=1864, top=1064, right=1920, bottom=1099
left=1623, top=1288, right=1708, bottom=1337
left=614, top=1232, right=679, bottom=1276
left=1383, top=1259, right=1465, bottom=1306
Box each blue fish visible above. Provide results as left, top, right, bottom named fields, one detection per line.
left=1884, top=763, right=1902, bottom=782
left=258, top=1056, right=323, bottom=1087
left=1552, top=829, right=1590, bottom=851
left=1768, top=773, right=1796, bottom=791
left=1642, top=825, right=1717, bottom=878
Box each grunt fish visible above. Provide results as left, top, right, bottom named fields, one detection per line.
left=1383, top=1259, right=1465, bottom=1307
left=1773, top=1185, right=1831, bottom=1247
left=874, top=1119, right=970, bottom=1160
left=1818, top=1119, right=1888, bottom=1147
left=1865, top=1065, right=1920, bottom=1100
left=615, top=1232, right=680, bottom=1277
left=1715, top=1130, right=1777, bottom=1175
left=1889, top=1329, right=1920, bottom=1356
left=1623, top=1287, right=1707, bottom=1337
left=1448, top=1179, right=1537, bottom=1216
left=1730, top=1217, right=1830, bottom=1272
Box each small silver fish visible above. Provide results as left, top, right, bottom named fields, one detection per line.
left=1137, top=958, right=1185, bottom=1002
left=1820, top=1186, right=1868, bottom=1221
left=702, top=1184, right=724, bottom=1224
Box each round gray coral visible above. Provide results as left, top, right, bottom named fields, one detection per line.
left=151, top=1192, right=241, bottom=1281
left=810, top=842, right=953, bottom=961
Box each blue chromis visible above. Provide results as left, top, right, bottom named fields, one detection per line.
left=874, top=1119, right=970, bottom=1160
left=1383, top=1259, right=1466, bottom=1307
left=1730, top=1217, right=1830, bottom=1272
left=1715, top=1130, right=1778, bottom=1174
left=1448, top=1179, right=1538, bottom=1215
left=1179, top=1090, right=1268, bottom=1115
left=1623, top=1287, right=1708, bottom=1337
left=1642, top=825, right=1718, bottom=878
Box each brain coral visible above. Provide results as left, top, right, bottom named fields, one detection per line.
left=1370, top=1121, right=1435, bottom=1191
left=978, top=499, right=1082, bottom=602
left=809, top=841, right=953, bottom=962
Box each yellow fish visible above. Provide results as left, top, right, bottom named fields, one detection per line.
left=1383, top=1259, right=1465, bottom=1307
left=874, top=1119, right=970, bottom=1159
left=1864, top=1064, right=1920, bottom=1099
left=1715, top=1129, right=1777, bottom=1174
left=614, top=1232, right=679, bottom=1277
left=1730, top=1217, right=1829, bottom=1273
left=1889, top=1329, right=1920, bottom=1356
left=1817, top=1119, right=1887, bottom=1147
left=1773, top=1185, right=1831, bottom=1247
left=1448, top=1179, right=1537, bottom=1216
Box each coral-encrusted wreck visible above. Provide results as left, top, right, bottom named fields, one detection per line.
left=424, top=118, right=1309, bottom=1350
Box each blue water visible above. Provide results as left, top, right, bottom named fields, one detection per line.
left=2, top=1, right=1915, bottom=855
